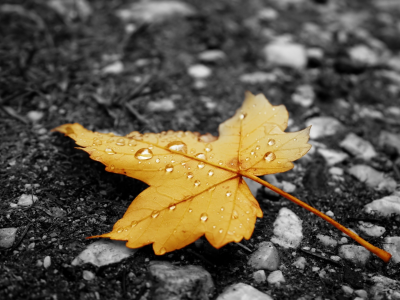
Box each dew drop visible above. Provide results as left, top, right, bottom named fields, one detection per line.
left=169, top=205, right=176, bottom=211
left=93, top=139, right=102, bottom=146
left=116, top=138, right=125, bottom=146
left=187, top=172, right=194, bottom=179
left=200, top=213, right=208, bottom=222
left=219, top=229, right=223, bottom=233
left=264, top=152, right=276, bottom=162
left=131, top=221, right=138, bottom=227
left=194, top=180, right=201, bottom=187
left=239, top=112, right=247, bottom=120
left=128, top=141, right=137, bottom=147
left=124, top=228, right=128, bottom=232
left=189, top=208, right=193, bottom=213
left=226, top=191, right=232, bottom=197
left=167, top=141, right=188, bottom=154
left=293, top=138, right=297, bottom=141
left=221, top=207, right=224, bottom=211
left=208, top=170, right=214, bottom=176
left=105, top=148, right=116, bottom=155
left=196, top=153, right=206, bottom=160
left=268, top=139, right=276, bottom=146
left=218, top=160, right=223, bottom=165
left=110, top=165, right=115, bottom=170
left=232, top=210, right=239, bottom=219
left=245, top=157, right=249, bottom=161
left=151, top=210, right=160, bottom=218
left=255, top=146, right=260, bottom=150
left=159, top=247, right=166, bottom=255
left=204, top=144, right=212, bottom=152
left=156, top=158, right=160, bottom=163
left=197, top=162, right=205, bottom=169
left=213, top=225, right=216, bottom=229
left=250, top=150, right=255, bottom=155
left=208, top=186, right=216, bottom=192
left=117, top=229, right=123, bottom=233
left=165, top=164, right=174, bottom=173
left=190, top=148, right=196, bottom=154
left=135, top=148, right=153, bottom=160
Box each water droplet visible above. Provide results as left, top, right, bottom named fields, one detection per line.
left=156, top=158, right=160, bottom=163
left=246, top=211, right=250, bottom=214
left=159, top=247, right=166, bottom=255
left=245, top=157, right=249, bottom=161
left=194, top=180, right=201, bottom=187
left=105, top=148, right=116, bottom=155
left=117, top=229, right=122, bottom=233
left=264, top=152, right=276, bottom=162
left=255, top=146, right=260, bottom=150
left=226, top=191, right=232, bottom=197
left=135, top=148, right=153, bottom=160
left=110, top=165, right=115, bottom=170
left=131, top=221, right=138, bottom=227
left=219, top=229, right=223, bottom=233
left=218, top=160, right=223, bottom=165
left=93, top=139, right=102, bottom=146
left=190, top=148, right=196, bottom=154
left=165, top=164, right=174, bottom=173
left=196, top=153, right=206, bottom=160
left=232, top=210, right=239, bottom=219
left=187, top=172, right=194, bottom=179
left=250, top=150, right=255, bottom=155
left=151, top=210, right=160, bottom=218
left=204, top=144, right=212, bottom=152
left=208, top=170, right=214, bottom=176
left=189, top=208, right=193, bottom=213
left=124, top=228, right=128, bottom=232
left=268, top=139, right=275, bottom=146
left=128, top=141, right=137, bottom=147
left=116, top=138, right=125, bottom=146
left=167, top=141, right=188, bottom=154
left=200, top=213, right=208, bottom=222
left=293, top=138, right=297, bottom=141
left=197, top=162, right=205, bottom=169
left=169, top=205, right=176, bottom=211
left=221, top=207, right=224, bottom=211
left=208, top=186, right=216, bottom=192
left=239, top=112, right=247, bottom=120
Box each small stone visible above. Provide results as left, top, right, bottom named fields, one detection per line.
left=271, top=208, right=303, bottom=249
left=43, top=256, right=51, bottom=269
left=188, top=64, right=212, bottom=79
left=325, top=210, right=335, bottom=217
left=267, top=270, right=285, bottom=286
left=83, top=270, right=95, bottom=281
left=354, top=289, right=368, bottom=299
left=198, top=50, right=226, bottom=62
left=17, top=194, right=38, bottom=207
left=383, top=236, right=400, bottom=264
left=71, top=240, right=137, bottom=267
left=358, top=106, right=384, bottom=120
left=147, top=261, right=214, bottom=300
left=369, top=275, right=400, bottom=300
left=364, top=195, right=400, bottom=217
left=357, top=221, right=386, bottom=238
left=316, top=234, right=338, bottom=247
left=348, top=165, right=396, bottom=192
left=47, top=0, right=92, bottom=21
left=253, top=270, right=267, bottom=283
left=292, top=256, right=306, bottom=270
left=338, top=245, right=371, bottom=267
left=349, top=45, right=378, bottom=66
left=263, top=42, right=307, bottom=69
left=147, top=99, right=176, bottom=112
left=0, top=227, right=18, bottom=248
left=312, top=267, right=320, bottom=272
left=329, top=167, right=343, bottom=176
left=305, top=117, right=343, bottom=139
left=292, top=84, right=315, bottom=107
left=216, top=283, right=273, bottom=300
left=281, top=181, right=296, bottom=193
left=307, top=48, right=324, bottom=63
left=317, top=148, right=348, bottom=166
left=257, top=7, right=278, bottom=21
left=379, top=131, right=400, bottom=155
left=248, top=241, right=280, bottom=271
left=116, top=1, right=195, bottom=23
left=239, top=72, right=276, bottom=84
left=330, top=256, right=341, bottom=262
left=342, top=285, right=354, bottom=295
left=340, top=133, right=377, bottom=160
left=101, top=61, right=124, bottom=74
left=27, top=111, right=44, bottom=122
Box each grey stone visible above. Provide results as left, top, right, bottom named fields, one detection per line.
left=264, top=42, right=307, bottom=69
left=357, top=221, right=386, bottom=238
left=305, top=117, right=343, bottom=139
left=369, top=275, right=400, bottom=300
left=364, top=195, right=400, bottom=217
left=267, top=270, right=285, bottom=286
left=216, top=283, right=273, bottom=300
left=271, top=208, right=303, bottom=249
left=348, top=165, right=396, bottom=192
left=379, top=131, right=400, bottom=155
left=248, top=241, right=280, bottom=271
left=340, top=133, right=377, bottom=160
left=338, top=245, right=371, bottom=267
left=316, top=234, right=338, bottom=247
left=292, top=256, right=306, bottom=270
left=383, top=236, right=400, bottom=264
left=0, top=227, right=18, bottom=248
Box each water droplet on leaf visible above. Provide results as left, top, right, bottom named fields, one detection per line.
left=131, top=221, right=138, bottom=227
left=194, top=180, right=201, bottom=187
left=159, top=247, right=166, bottom=255
left=197, top=162, right=205, bottom=169
left=165, top=164, right=174, bottom=173
left=187, top=172, right=194, bottom=179
left=196, top=153, right=206, bottom=160
left=105, top=148, right=116, bottom=155
left=167, top=141, right=188, bottom=154
left=208, top=170, right=214, bottom=176
left=135, top=148, right=153, bottom=160
left=226, top=191, right=232, bottom=197
left=264, top=152, right=276, bottom=162
left=151, top=210, right=160, bottom=218
left=268, top=139, right=275, bottom=146
left=200, top=213, right=208, bottom=222
left=169, top=205, right=176, bottom=211
left=204, top=144, right=212, bottom=152
left=116, top=138, right=125, bottom=146
left=239, top=112, right=247, bottom=120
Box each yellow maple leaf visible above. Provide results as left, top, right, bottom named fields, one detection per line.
left=54, top=92, right=391, bottom=262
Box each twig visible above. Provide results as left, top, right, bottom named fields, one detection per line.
left=300, top=247, right=342, bottom=266
left=125, top=102, right=158, bottom=132
left=186, top=249, right=215, bottom=267
left=11, top=223, right=32, bottom=250
left=1, top=105, right=29, bottom=124
left=234, top=242, right=252, bottom=253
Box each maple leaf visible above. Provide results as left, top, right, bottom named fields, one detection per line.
left=54, top=92, right=391, bottom=262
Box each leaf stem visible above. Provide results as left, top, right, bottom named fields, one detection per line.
left=243, top=173, right=392, bottom=263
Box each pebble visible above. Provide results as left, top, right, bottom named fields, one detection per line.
left=116, top=1, right=195, bottom=23
left=364, top=194, right=400, bottom=217
left=17, top=194, right=38, bottom=207
left=340, top=133, right=377, bottom=160
left=267, top=270, right=285, bottom=286
left=46, top=0, right=92, bottom=21
left=342, top=285, right=354, bottom=295
left=317, top=148, right=349, bottom=166
left=348, top=164, right=396, bottom=192
left=281, top=181, right=296, bottom=193
left=379, top=131, right=400, bottom=155
left=248, top=241, right=280, bottom=271
left=348, top=45, right=379, bottom=66
left=325, top=210, right=335, bottom=217
left=263, top=42, right=307, bottom=69
left=216, top=283, right=273, bottom=300
left=329, top=167, right=344, bottom=176
left=316, top=234, right=338, bottom=247
left=83, top=270, right=95, bottom=281
left=27, top=111, right=44, bottom=122
left=198, top=50, right=226, bottom=62
left=305, top=116, right=343, bottom=139
left=369, top=275, right=400, bottom=300
left=188, top=64, right=212, bottom=79
left=354, top=289, right=368, bottom=299
left=291, top=84, right=315, bottom=107
left=239, top=72, right=276, bottom=84
left=307, top=47, right=324, bottom=64
left=271, top=208, right=303, bottom=249
left=338, top=245, right=371, bottom=267
left=147, top=99, right=176, bottom=112
left=357, top=221, right=386, bottom=238
left=257, top=7, right=278, bottom=21
left=253, top=270, right=267, bottom=283
left=71, top=240, right=138, bottom=267
left=383, top=236, right=400, bottom=264
left=101, top=61, right=124, bottom=74
left=358, top=106, right=384, bottom=120
left=0, top=227, right=18, bottom=248
left=292, top=256, right=306, bottom=270
left=147, top=261, right=214, bottom=300
left=43, top=256, right=51, bottom=269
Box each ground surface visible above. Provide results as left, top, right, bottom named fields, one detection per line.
left=1, top=0, right=400, bottom=299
